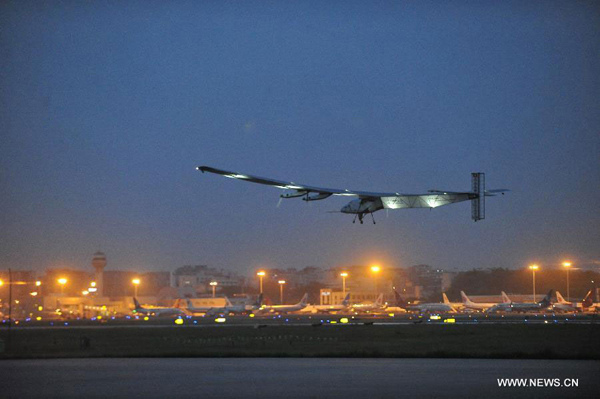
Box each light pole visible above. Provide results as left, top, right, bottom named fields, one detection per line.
left=340, top=272, right=348, bottom=295
left=370, top=265, right=381, bottom=292
left=563, top=262, right=572, bottom=302
left=529, top=265, right=539, bottom=302
left=132, top=278, right=140, bottom=298
left=57, top=278, right=67, bottom=295
left=210, top=281, right=218, bottom=298
left=278, top=280, right=286, bottom=304
left=257, top=271, right=265, bottom=294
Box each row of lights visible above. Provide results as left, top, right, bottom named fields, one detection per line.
left=529, top=261, right=573, bottom=302
left=256, top=265, right=381, bottom=299
left=1, top=261, right=576, bottom=302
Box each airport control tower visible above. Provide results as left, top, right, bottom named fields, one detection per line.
left=92, top=251, right=107, bottom=297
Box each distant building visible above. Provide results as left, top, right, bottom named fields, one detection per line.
left=173, top=265, right=244, bottom=295
left=407, top=264, right=446, bottom=299
left=319, top=289, right=390, bottom=306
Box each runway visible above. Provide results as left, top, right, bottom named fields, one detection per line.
left=2, top=358, right=598, bottom=398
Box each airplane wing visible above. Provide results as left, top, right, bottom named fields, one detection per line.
left=197, top=166, right=400, bottom=199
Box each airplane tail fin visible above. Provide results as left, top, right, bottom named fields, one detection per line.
left=501, top=291, right=511, bottom=303
left=299, top=293, right=309, bottom=306
left=442, top=293, right=451, bottom=305
left=375, top=293, right=384, bottom=306
left=254, top=293, right=264, bottom=308
left=133, top=297, right=142, bottom=310
left=393, top=290, right=407, bottom=307
left=540, top=290, right=554, bottom=306
left=582, top=290, right=593, bottom=308
left=556, top=291, right=567, bottom=304
left=341, top=293, right=350, bottom=306
left=460, top=291, right=473, bottom=305
left=224, top=296, right=233, bottom=307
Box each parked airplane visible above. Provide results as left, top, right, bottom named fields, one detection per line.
left=351, top=293, right=387, bottom=312
left=302, top=293, right=351, bottom=313
left=486, top=290, right=553, bottom=313
left=460, top=291, right=506, bottom=312
left=581, top=290, right=598, bottom=312
left=132, top=298, right=185, bottom=317
left=393, top=290, right=456, bottom=313
left=442, top=293, right=464, bottom=311
left=179, top=295, right=263, bottom=316
left=552, top=291, right=580, bottom=313
left=197, top=166, right=508, bottom=224
left=255, top=293, right=309, bottom=314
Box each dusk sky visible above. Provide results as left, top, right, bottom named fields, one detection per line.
left=1, top=1, right=598, bottom=276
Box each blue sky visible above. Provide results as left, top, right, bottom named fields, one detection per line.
left=1, top=1, right=598, bottom=275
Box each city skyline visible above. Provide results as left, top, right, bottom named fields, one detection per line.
left=1, top=2, right=599, bottom=274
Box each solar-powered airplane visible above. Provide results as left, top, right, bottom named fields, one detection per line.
left=197, top=166, right=508, bottom=224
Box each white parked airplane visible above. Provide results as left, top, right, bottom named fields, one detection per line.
left=442, top=293, right=464, bottom=311
left=197, top=166, right=508, bottom=224
left=178, top=295, right=262, bottom=316
left=486, top=290, right=553, bottom=313
left=255, top=293, right=309, bottom=314
left=393, top=290, right=456, bottom=313
left=133, top=298, right=185, bottom=317
left=460, top=291, right=507, bottom=312
left=552, top=291, right=580, bottom=313
left=352, top=293, right=386, bottom=312
left=302, top=293, right=351, bottom=313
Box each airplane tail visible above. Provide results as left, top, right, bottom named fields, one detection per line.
left=555, top=291, right=567, bottom=304
left=582, top=290, right=594, bottom=308
left=299, top=293, right=309, bottom=306
left=539, top=290, right=554, bottom=307
left=442, top=293, right=451, bottom=305
left=341, top=293, right=351, bottom=307
left=460, top=291, right=473, bottom=305
left=133, top=297, right=142, bottom=310
left=393, top=290, right=407, bottom=308
left=254, top=293, right=264, bottom=308
left=501, top=291, right=511, bottom=303
left=224, top=297, right=233, bottom=307
left=374, top=293, right=384, bottom=306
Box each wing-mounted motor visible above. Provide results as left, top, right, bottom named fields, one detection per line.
left=280, top=190, right=308, bottom=199
left=303, top=193, right=332, bottom=201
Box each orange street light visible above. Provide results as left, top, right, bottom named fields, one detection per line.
left=370, top=265, right=381, bottom=291
left=278, top=280, right=286, bottom=304
left=529, top=265, right=539, bottom=301
left=57, top=278, right=68, bottom=294
left=340, top=272, right=348, bottom=295
left=132, top=278, right=141, bottom=297
left=563, top=262, right=572, bottom=302
left=257, top=271, right=266, bottom=294
left=210, top=281, right=218, bottom=298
